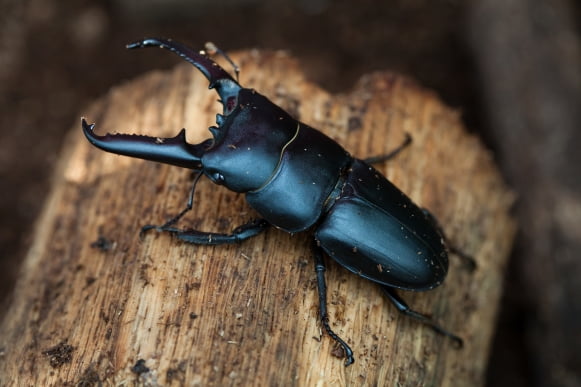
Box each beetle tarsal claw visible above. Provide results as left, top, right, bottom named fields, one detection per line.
left=452, top=336, right=464, bottom=349
left=139, top=225, right=156, bottom=239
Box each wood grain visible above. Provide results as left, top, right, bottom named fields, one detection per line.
left=0, top=50, right=515, bottom=386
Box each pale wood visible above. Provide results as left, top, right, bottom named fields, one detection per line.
left=0, top=50, right=515, bottom=386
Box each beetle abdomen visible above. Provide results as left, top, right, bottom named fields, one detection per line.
left=315, top=160, right=448, bottom=290
left=246, top=123, right=351, bottom=233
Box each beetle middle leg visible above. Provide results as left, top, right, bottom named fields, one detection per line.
left=363, top=133, right=412, bottom=164
left=381, top=286, right=463, bottom=348
left=313, top=243, right=355, bottom=366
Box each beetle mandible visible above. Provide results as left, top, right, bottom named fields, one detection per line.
left=82, top=38, right=473, bottom=366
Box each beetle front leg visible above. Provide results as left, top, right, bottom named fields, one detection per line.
left=146, top=218, right=269, bottom=245
left=313, top=244, right=355, bottom=366
left=381, top=286, right=463, bottom=347
left=140, top=169, right=269, bottom=245
left=140, top=171, right=204, bottom=235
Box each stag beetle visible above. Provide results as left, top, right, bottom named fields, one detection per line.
left=82, top=38, right=473, bottom=366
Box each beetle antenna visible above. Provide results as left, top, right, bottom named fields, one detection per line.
left=203, top=42, right=240, bottom=82
left=126, top=38, right=241, bottom=111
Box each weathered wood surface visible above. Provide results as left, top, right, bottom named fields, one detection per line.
left=0, top=50, right=515, bottom=386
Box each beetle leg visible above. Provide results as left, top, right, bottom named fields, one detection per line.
left=140, top=169, right=269, bottom=244
left=381, top=286, right=463, bottom=348
left=421, top=208, right=476, bottom=271
left=313, top=244, right=355, bottom=366
left=141, top=171, right=204, bottom=234
left=363, top=133, right=412, bottom=164
left=146, top=218, right=269, bottom=245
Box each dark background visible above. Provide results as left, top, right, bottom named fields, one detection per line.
left=1, top=0, right=579, bottom=386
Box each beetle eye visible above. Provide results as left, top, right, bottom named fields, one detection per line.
left=211, top=172, right=225, bottom=184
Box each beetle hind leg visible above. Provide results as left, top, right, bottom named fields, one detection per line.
left=421, top=208, right=477, bottom=271
left=381, top=286, right=463, bottom=348
left=313, top=244, right=355, bottom=366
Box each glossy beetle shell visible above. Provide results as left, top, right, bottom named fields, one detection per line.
left=316, top=159, right=448, bottom=290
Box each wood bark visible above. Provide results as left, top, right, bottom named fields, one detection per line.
left=0, top=51, right=515, bottom=386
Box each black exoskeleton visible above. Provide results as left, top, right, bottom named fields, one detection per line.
left=82, top=38, right=473, bottom=366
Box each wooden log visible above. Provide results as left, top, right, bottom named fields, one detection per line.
left=0, top=50, right=515, bottom=386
